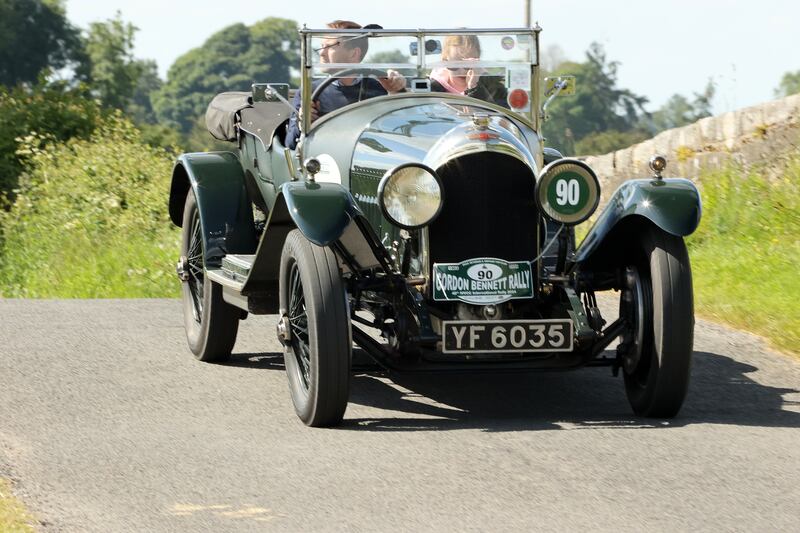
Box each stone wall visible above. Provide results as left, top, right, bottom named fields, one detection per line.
left=582, top=94, right=800, bottom=204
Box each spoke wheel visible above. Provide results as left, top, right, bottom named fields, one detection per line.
left=620, top=224, right=694, bottom=418
left=180, top=191, right=240, bottom=362
left=287, top=262, right=311, bottom=390
left=186, top=210, right=205, bottom=322
left=279, top=230, right=351, bottom=427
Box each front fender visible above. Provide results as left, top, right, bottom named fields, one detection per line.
left=240, top=180, right=365, bottom=294
left=279, top=181, right=362, bottom=246
left=169, top=152, right=257, bottom=265
left=574, top=178, right=701, bottom=263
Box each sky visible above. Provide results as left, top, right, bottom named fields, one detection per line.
left=65, top=0, right=798, bottom=114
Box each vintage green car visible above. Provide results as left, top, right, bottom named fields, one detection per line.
left=168, top=26, right=701, bottom=427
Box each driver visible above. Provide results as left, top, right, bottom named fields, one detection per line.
left=286, top=20, right=405, bottom=149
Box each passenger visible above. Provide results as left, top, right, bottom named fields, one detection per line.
left=429, top=35, right=508, bottom=107
left=285, top=20, right=405, bottom=149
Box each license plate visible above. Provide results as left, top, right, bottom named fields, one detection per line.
left=442, top=319, right=573, bottom=354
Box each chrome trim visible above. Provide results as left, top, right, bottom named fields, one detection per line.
left=284, top=148, right=297, bottom=179
left=422, top=116, right=538, bottom=174
left=311, top=92, right=538, bottom=134
left=206, top=268, right=244, bottom=291
left=420, top=227, right=431, bottom=293
left=299, top=27, right=541, bottom=36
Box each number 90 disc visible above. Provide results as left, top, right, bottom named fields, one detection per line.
left=534, top=158, right=600, bottom=225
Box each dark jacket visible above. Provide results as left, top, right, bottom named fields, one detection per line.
left=285, top=77, right=387, bottom=149
left=429, top=77, right=509, bottom=108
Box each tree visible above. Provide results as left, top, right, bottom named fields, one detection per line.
left=650, top=79, right=715, bottom=132
left=84, top=14, right=146, bottom=110
left=774, top=70, right=800, bottom=97
left=153, top=17, right=299, bottom=133
left=575, top=129, right=649, bottom=156
left=127, top=59, right=163, bottom=124
left=0, top=81, right=104, bottom=201
left=0, top=0, right=83, bottom=86
left=542, top=43, right=649, bottom=155
left=368, top=50, right=410, bottom=63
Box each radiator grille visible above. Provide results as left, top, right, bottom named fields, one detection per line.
left=429, top=153, right=539, bottom=267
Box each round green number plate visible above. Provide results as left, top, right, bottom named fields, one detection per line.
left=535, top=159, right=600, bottom=225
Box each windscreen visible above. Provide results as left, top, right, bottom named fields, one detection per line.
left=307, top=31, right=537, bottom=111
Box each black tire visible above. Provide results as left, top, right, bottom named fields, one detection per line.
left=180, top=191, right=240, bottom=362
left=279, top=230, right=351, bottom=427
left=620, top=224, right=694, bottom=417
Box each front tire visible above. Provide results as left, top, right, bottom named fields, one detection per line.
left=620, top=225, right=694, bottom=417
left=180, top=191, right=240, bottom=362
left=279, top=230, right=351, bottom=427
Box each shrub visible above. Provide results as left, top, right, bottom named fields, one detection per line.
left=0, top=81, right=105, bottom=200
left=0, top=114, right=180, bottom=297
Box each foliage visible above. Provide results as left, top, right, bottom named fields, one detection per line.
left=774, top=70, right=800, bottom=98
left=183, top=116, right=233, bottom=153
left=127, top=59, right=163, bottom=124
left=687, top=156, right=800, bottom=354
left=649, top=79, right=715, bottom=132
left=368, top=50, right=411, bottom=63
left=153, top=17, right=299, bottom=133
left=0, top=115, right=180, bottom=297
left=84, top=13, right=157, bottom=112
left=542, top=43, right=649, bottom=155
left=0, top=0, right=83, bottom=86
left=0, top=81, right=104, bottom=199
left=574, top=129, right=648, bottom=156
left=137, top=122, right=184, bottom=151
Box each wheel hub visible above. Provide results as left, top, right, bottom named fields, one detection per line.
left=619, top=266, right=645, bottom=374
left=276, top=314, right=292, bottom=345
left=176, top=256, right=189, bottom=281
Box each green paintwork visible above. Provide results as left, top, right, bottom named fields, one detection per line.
left=574, top=177, right=702, bottom=263
left=237, top=180, right=365, bottom=295
left=279, top=181, right=362, bottom=247
left=169, top=152, right=258, bottom=266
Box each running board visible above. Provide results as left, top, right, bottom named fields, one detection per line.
left=207, top=253, right=278, bottom=314
left=221, top=254, right=255, bottom=282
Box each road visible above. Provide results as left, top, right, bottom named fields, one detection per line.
left=1, top=299, right=799, bottom=532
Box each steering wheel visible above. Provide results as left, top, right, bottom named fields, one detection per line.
left=310, top=68, right=391, bottom=102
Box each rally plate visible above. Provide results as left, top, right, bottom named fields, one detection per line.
left=433, top=258, right=533, bottom=305
left=442, top=319, right=574, bottom=354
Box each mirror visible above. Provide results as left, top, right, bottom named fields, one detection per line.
left=252, top=83, right=290, bottom=103
left=544, top=76, right=576, bottom=97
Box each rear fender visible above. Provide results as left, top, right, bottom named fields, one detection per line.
left=168, top=152, right=257, bottom=265
left=574, top=178, right=701, bottom=264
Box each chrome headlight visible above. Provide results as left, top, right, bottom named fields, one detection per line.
left=378, top=163, right=444, bottom=229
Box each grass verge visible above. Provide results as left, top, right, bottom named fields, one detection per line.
left=0, top=478, right=35, bottom=533
left=0, top=116, right=180, bottom=298
left=687, top=155, right=799, bottom=356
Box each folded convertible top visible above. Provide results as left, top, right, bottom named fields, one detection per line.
left=205, top=91, right=293, bottom=149
left=205, top=92, right=252, bottom=142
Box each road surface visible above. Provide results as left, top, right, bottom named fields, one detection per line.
left=1, top=299, right=799, bottom=531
